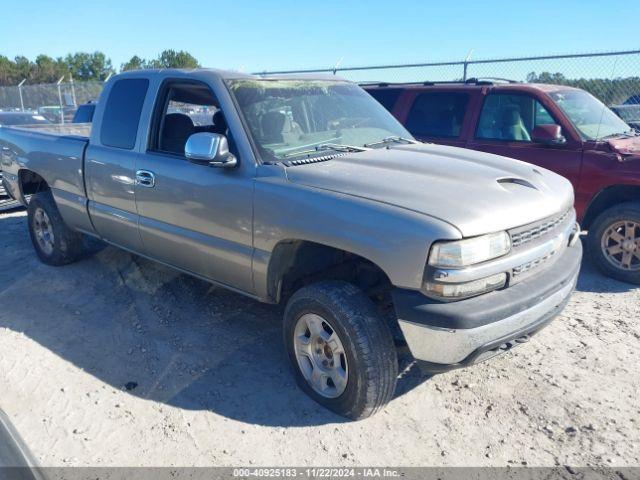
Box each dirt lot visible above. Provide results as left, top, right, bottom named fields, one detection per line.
left=0, top=209, right=638, bottom=467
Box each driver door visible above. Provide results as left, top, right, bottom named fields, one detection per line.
left=467, top=92, right=582, bottom=192
left=134, top=79, right=254, bottom=293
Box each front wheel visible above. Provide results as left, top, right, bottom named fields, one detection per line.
left=283, top=281, right=398, bottom=420
left=588, top=202, right=640, bottom=284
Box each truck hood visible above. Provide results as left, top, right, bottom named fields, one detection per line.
left=608, top=135, right=640, bottom=158
left=284, top=143, right=574, bottom=237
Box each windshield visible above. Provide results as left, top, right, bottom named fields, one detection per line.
left=549, top=89, right=633, bottom=140
left=228, top=79, right=412, bottom=161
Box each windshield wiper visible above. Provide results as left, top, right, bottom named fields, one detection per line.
left=364, top=136, right=420, bottom=148
left=283, top=143, right=370, bottom=158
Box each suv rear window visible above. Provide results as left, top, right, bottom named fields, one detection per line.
left=366, top=88, right=403, bottom=112
left=405, top=92, right=469, bottom=138
left=101, top=79, right=149, bottom=149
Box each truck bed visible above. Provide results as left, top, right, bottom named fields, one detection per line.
left=0, top=124, right=90, bottom=221
left=8, top=123, right=92, bottom=138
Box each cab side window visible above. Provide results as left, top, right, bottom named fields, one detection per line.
left=149, top=81, right=228, bottom=157
left=405, top=92, right=469, bottom=138
left=476, top=93, right=560, bottom=142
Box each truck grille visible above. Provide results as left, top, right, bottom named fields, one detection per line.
left=512, top=250, right=558, bottom=277
left=510, top=209, right=571, bottom=248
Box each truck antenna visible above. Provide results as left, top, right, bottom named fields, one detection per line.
left=332, top=57, right=344, bottom=75
left=595, top=56, right=619, bottom=140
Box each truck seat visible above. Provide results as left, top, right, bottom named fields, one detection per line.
left=501, top=106, right=531, bottom=141
left=161, top=113, right=195, bottom=154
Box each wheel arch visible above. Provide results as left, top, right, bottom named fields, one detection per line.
left=18, top=169, right=50, bottom=203
left=582, top=184, right=640, bottom=230
left=265, top=239, right=394, bottom=305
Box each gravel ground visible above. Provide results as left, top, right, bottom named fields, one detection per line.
left=0, top=209, right=638, bottom=468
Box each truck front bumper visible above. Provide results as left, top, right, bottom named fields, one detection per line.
left=392, top=240, right=582, bottom=373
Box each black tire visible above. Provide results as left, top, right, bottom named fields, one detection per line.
left=283, top=281, right=398, bottom=420
left=27, top=191, right=87, bottom=266
left=587, top=202, right=640, bottom=284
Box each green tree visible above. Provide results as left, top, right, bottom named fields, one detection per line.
left=34, top=55, right=68, bottom=83
left=0, top=55, right=16, bottom=85
left=64, top=52, right=114, bottom=81
left=0, top=50, right=201, bottom=86
left=148, top=49, right=200, bottom=69
left=121, top=55, right=146, bottom=71
left=13, top=56, right=34, bottom=82
left=527, top=71, right=640, bottom=105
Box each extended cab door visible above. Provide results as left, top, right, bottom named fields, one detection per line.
left=133, top=79, right=255, bottom=293
left=466, top=89, right=582, bottom=192
left=85, top=77, right=149, bottom=252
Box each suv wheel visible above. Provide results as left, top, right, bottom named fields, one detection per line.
left=588, top=202, right=640, bottom=284
left=283, top=281, right=398, bottom=420
left=27, top=191, right=87, bottom=266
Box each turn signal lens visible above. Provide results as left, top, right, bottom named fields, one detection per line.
left=423, top=272, right=507, bottom=300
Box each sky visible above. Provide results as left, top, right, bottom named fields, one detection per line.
left=1, top=0, right=638, bottom=77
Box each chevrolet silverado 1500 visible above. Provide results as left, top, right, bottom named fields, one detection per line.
left=0, top=69, right=582, bottom=419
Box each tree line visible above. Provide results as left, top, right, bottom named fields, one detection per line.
left=526, top=72, right=640, bottom=105
left=2, top=50, right=639, bottom=107
left=0, top=50, right=200, bottom=86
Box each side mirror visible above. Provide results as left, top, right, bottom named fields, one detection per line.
left=185, top=132, right=237, bottom=168
left=532, top=124, right=566, bottom=146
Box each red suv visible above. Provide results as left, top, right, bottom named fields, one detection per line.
left=364, top=79, right=640, bottom=284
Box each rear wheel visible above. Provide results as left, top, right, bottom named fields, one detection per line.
left=27, top=191, right=87, bottom=266
left=588, top=202, right=640, bottom=284
left=283, top=281, right=398, bottom=420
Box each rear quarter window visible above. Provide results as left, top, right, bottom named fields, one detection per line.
left=100, top=79, right=149, bottom=149
left=366, top=88, right=403, bottom=112
left=405, top=92, right=469, bottom=138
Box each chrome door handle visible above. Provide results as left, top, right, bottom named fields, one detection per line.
left=135, top=170, right=155, bottom=188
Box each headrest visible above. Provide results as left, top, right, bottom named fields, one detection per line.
left=502, top=106, right=522, bottom=125
left=261, top=111, right=286, bottom=139
left=212, top=110, right=228, bottom=133
left=163, top=113, right=195, bottom=138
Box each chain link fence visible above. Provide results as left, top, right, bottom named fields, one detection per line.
left=256, top=49, right=640, bottom=109
left=0, top=80, right=104, bottom=123
left=0, top=49, right=639, bottom=124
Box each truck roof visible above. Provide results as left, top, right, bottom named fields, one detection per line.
left=115, top=68, right=346, bottom=83
left=361, top=79, right=582, bottom=94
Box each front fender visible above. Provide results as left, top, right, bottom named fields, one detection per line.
left=252, top=175, right=461, bottom=299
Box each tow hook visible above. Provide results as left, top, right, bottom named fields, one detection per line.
left=568, top=222, right=582, bottom=247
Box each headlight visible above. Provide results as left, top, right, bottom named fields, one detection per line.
left=428, top=231, right=511, bottom=268
left=423, top=272, right=507, bottom=300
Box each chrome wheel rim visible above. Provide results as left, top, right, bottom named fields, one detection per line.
left=293, top=313, right=349, bottom=399
left=33, top=208, right=55, bottom=255
left=601, top=220, right=640, bottom=271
